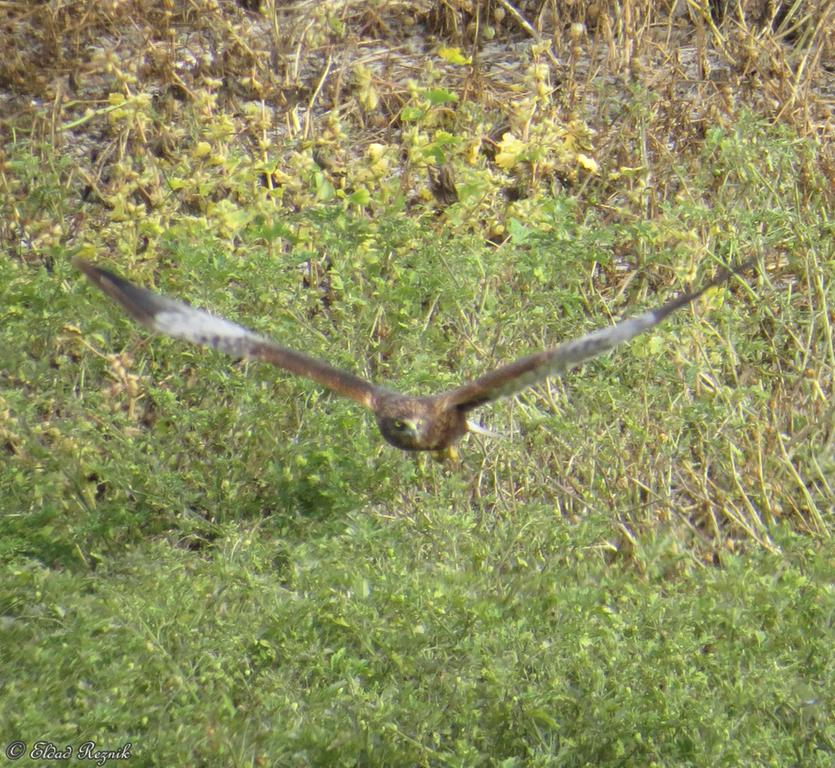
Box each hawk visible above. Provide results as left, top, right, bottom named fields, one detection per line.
left=74, top=257, right=751, bottom=454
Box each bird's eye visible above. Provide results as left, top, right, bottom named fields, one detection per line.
left=391, top=418, right=416, bottom=434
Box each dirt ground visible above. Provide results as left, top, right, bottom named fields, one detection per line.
left=1, top=1, right=832, bottom=229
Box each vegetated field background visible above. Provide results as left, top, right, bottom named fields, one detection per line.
left=0, top=0, right=832, bottom=765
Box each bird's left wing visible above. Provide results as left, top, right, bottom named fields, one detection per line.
left=440, top=261, right=753, bottom=412
left=73, top=258, right=383, bottom=411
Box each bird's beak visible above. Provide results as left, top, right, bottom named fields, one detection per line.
left=403, top=418, right=419, bottom=434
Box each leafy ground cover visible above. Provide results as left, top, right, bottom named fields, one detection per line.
left=1, top=1, right=832, bottom=765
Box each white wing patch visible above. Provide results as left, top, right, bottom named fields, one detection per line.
left=154, top=306, right=260, bottom=343
left=150, top=302, right=267, bottom=360
left=487, top=308, right=664, bottom=400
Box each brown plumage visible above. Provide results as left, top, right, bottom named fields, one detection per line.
left=73, top=257, right=753, bottom=453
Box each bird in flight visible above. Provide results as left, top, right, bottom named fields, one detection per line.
left=74, top=256, right=751, bottom=456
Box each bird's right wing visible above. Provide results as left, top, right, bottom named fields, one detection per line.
left=74, top=258, right=383, bottom=411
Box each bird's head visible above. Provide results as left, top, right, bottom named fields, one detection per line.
left=374, top=396, right=461, bottom=452
left=373, top=390, right=473, bottom=452
left=376, top=412, right=430, bottom=451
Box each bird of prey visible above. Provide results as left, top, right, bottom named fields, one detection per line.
left=74, top=256, right=751, bottom=455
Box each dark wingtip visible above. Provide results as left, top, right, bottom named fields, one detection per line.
left=73, top=256, right=124, bottom=292
left=72, top=255, right=98, bottom=280
left=73, top=257, right=161, bottom=328
left=705, top=256, right=758, bottom=290
left=652, top=257, right=758, bottom=324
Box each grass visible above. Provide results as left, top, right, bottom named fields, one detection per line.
left=1, top=1, right=833, bottom=765
left=1, top=520, right=831, bottom=765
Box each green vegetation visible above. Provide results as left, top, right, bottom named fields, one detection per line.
left=1, top=1, right=832, bottom=765
left=2, top=522, right=831, bottom=765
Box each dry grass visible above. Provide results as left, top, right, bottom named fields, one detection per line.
left=2, top=2, right=831, bottom=159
